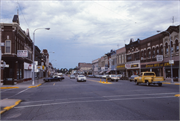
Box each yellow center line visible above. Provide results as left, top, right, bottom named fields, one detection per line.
left=87, top=79, right=112, bottom=84
left=53, top=83, right=55, bottom=86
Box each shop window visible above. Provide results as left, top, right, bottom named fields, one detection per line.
left=165, top=43, right=168, bottom=54
left=152, top=48, right=155, bottom=57
left=124, top=54, right=126, bottom=63
left=148, top=49, right=151, bottom=58
left=170, top=41, right=173, bottom=53
left=135, top=52, right=139, bottom=60
left=175, top=40, right=179, bottom=52
left=5, top=40, right=11, bottom=53
left=122, top=54, right=124, bottom=63
left=141, top=51, right=144, bottom=57
left=156, top=46, right=159, bottom=55
left=144, top=50, right=146, bottom=58
left=160, top=46, right=163, bottom=55
left=127, top=55, right=132, bottom=61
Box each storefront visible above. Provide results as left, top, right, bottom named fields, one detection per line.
left=116, top=64, right=126, bottom=77
left=164, top=61, right=179, bottom=81
left=141, top=63, right=163, bottom=76
left=125, top=61, right=140, bottom=77
left=2, top=56, right=24, bottom=84
left=141, top=61, right=179, bottom=81
left=24, top=62, right=32, bottom=81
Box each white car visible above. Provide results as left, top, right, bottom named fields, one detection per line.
left=102, top=75, right=108, bottom=79
left=109, top=75, right=120, bottom=82
left=77, top=75, right=86, bottom=82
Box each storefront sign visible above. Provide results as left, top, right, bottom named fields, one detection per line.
left=125, top=62, right=140, bottom=69
left=169, top=60, right=174, bottom=64
left=37, top=66, right=42, bottom=70
left=17, top=50, right=28, bottom=57
left=24, top=62, right=32, bottom=70
left=156, top=55, right=163, bottom=61
left=117, top=64, right=125, bottom=69
left=142, top=62, right=175, bottom=68
left=131, top=64, right=138, bottom=68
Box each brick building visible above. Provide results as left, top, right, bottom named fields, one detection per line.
left=1, top=14, right=33, bottom=84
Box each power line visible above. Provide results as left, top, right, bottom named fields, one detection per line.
left=17, top=2, right=30, bottom=28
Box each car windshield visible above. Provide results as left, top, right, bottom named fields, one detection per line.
left=111, top=75, right=117, bottom=77
left=79, top=76, right=84, bottom=77
left=144, top=73, right=155, bottom=76
left=131, top=75, right=138, bottom=77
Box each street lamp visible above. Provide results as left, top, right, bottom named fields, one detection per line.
left=157, top=30, right=173, bottom=83
left=32, top=28, right=50, bottom=85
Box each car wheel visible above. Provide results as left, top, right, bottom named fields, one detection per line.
left=158, top=83, right=162, bottom=86
left=146, top=81, right=150, bottom=86
left=84, top=80, right=86, bottom=82
left=116, top=80, right=118, bottom=82
left=130, top=80, right=132, bottom=82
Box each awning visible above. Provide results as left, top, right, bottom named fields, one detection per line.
left=106, top=70, right=111, bottom=73
left=99, top=71, right=104, bottom=74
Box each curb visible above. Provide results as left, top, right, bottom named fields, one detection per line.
left=162, top=82, right=180, bottom=85
left=1, top=87, right=19, bottom=89
left=0, top=100, right=22, bottom=114
left=28, top=83, right=43, bottom=88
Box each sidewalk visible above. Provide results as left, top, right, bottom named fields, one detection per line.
left=162, top=80, right=180, bottom=85
left=1, top=78, right=45, bottom=114
left=1, top=78, right=45, bottom=89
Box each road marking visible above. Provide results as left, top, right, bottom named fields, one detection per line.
left=103, top=92, right=179, bottom=97
left=7, top=88, right=30, bottom=98
left=53, top=83, right=55, bottom=86
left=87, top=79, right=112, bottom=84
left=174, top=94, right=180, bottom=97
left=14, top=95, right=175, bottom=109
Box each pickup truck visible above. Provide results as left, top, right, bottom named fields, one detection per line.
left=134, top=72, right=164, bottom=86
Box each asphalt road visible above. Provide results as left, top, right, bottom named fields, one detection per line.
left=1, top=76, right=179, bottom=120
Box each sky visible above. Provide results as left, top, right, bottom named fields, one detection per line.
left=1, top=0, right=180, bottom=69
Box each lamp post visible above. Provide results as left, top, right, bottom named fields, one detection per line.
left=157, top=30, right=173, bottom=83
left=32, top=28, right=50, bottom=85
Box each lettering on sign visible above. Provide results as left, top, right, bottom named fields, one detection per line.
left=17, top=50, right=28, bottom=57
left=117, top=65, right=125, bottom=68
left=131, top=64, right=138, bottom=68
left=145, top=62, right=174, bottom=68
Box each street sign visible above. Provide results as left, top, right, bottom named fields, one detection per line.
left=169, top=60, right=174, bottom=65
left=37, top=66, right=42, bottom=70
left=156, top=55, right=163, bottom=61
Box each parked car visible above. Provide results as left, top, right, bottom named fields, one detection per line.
left=70, top=75, right=76, bottom=79
left=44, top=75, right=64, bottom=82
left=129, top=75, right=138, bottom=82
left=87, top=75, right=95, bottom=78
left=77, top=75, right=86, bottom=82
left=102, top=75, right=108, bottom=79
left=108, top=75, right=120, bottom=82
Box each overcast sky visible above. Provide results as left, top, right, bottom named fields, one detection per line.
left=1, top=0, right=180, bottom=69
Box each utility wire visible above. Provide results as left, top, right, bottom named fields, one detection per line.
left=17, top=1, right=30, bottom=28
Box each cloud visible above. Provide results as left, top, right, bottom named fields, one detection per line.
left=1, top=0, right=179, bottom=69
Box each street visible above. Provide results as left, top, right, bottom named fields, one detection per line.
left=1, top=76, right=179, bottom=120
